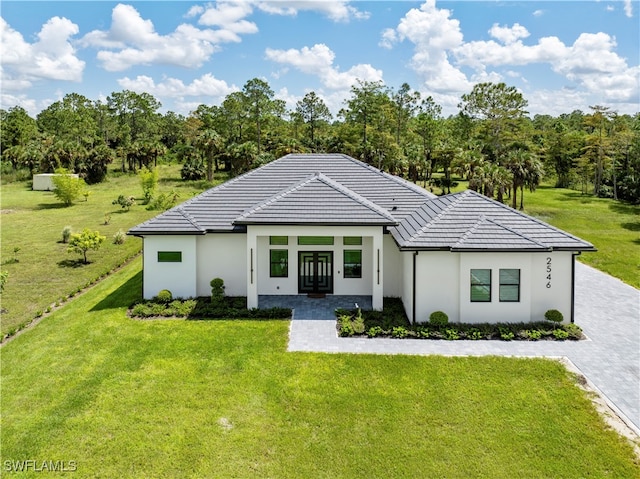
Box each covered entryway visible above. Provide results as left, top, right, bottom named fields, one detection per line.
left=299, top=251, right=333, bottom=294
left=259, top=295, right=372, bottom=320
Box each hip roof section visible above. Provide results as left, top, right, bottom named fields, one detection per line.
left=129, top=153, right=433, bottom=234
left=234, top=171, right=398, bottom=226
left=128, top=154, right=594, bottom=253
left=391, top=190, right=595, bottom=252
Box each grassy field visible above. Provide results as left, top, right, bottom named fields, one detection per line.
left=1, top=258, right=638, bottom=478
left=523, top=186, right=640, bottom=289
left=0, top=165, right=216, bottom=337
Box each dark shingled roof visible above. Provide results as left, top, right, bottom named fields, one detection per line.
left=129, top=153, right=432, bottom=235
left=234, top=172, right=397, bottom=225
left=128, top=154, right=594, bottom=253
left=390, top=190, right=595, bottom=251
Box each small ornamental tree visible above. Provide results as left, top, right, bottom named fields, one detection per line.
left=51, top=168, right=87, bottom=206
left=139, top=166, right=159, bottom=204
left=210, top=278, right=225, bottom=305
left=67, top=228, right=105, bottom=264
left=113, top=194, right=135, bottom=211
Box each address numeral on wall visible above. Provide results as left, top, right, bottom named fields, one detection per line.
left=546, top=257, right=552, bottom=288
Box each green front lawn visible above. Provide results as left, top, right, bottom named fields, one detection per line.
left=0, top=165, right=216, bottom=337
left=2, top=259, right=638, bottom=478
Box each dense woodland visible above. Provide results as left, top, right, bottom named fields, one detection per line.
left=2, top=79, right=639, bottom=205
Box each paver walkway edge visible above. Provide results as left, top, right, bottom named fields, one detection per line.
left=288, top=262, right=640, bottom=434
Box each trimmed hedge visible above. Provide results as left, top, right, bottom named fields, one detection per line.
left=336, top=298, right=583, bottom=341
left=130, top=296, right=291, bottom=320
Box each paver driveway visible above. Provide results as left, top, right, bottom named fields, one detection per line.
left=288, top=262, right=640, bottom=433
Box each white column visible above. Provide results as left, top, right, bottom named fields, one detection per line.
left=246, top=228, right=258, bottom=308
left=372, top=229, right=383, bottom=310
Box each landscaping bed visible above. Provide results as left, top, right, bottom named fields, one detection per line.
left=129, top=296, right=291, bottom=320
left=336, top=298, right=584, bottom=341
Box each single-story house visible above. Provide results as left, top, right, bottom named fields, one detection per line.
left=128, top=153, right=595, bottom=324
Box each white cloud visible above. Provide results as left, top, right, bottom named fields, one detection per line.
left=606, top=5, right=615, bottom=12
left=265, top=43, right=383, bottom=90
left=489, top=23, right=529, bottom=44
left=383, top=1, right=639, bottom=111
left=117, top=73, right=238, bottom=99
left=533, top=9, right=545, bottom=17
left=0, top=91, right=38, bottom=115
left=257, top=1, right=369, bottom=22
left=527, top=88, right=589, bottom=116
left=0, top=16, right=84, bottom=88
left=379, top=28, right=398, bottom=49
left=380, top=0, right=470, bottom=96
left=624, top=0, right=633, bottom=17
left=81, top=4, right=251, bottom=71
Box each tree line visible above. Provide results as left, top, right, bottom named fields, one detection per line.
left=1, top=78, right=639, bottom=205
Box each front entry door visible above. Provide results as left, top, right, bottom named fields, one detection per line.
left=299, top=252, right=333, bottom=294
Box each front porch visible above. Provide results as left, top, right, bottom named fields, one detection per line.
left=259, top=295, right=372, bottom=320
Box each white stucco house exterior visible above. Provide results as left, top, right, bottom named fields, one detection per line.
left=129, top=153, right=594, bottom=324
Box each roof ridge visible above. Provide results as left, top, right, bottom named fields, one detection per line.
left=405, top=191, right=468, bottom=242
left=234, top=171, right=397, bottom=223
left=176, top=207, right=204, bottom=232
left=463, top=190, right=593, bottom=245
left=235, top=172, right=318, bottom=219
left=485, top=216, right=549, bottom=249
left=315, top=172, right=397, bottom=222
left=453, top=215, right=549, bottom=250
left=337, top=154, right=433, bottom=198
left=453, top=213, right=486, bottom=248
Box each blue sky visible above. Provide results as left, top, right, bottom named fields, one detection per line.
left=1, top=1, right=638, bottom=118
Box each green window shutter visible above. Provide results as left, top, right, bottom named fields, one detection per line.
left=470, top=269, right=491, bottom=302
left=343, top=236, right=362, bottom=245
left=297, top=236, right=334, bottom=245
left=270, top=250, right=288, bottom=277
left=158, top=251, right=182, bottom=262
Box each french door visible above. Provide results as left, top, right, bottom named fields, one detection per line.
left=298, top=251, right=333, bottom=294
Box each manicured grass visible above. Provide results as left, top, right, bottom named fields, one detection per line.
left=2, top=259, right=638, bottom=478
left=522, top=186, right=640, bottom=289
left=0, top=165, right=217, bottom=337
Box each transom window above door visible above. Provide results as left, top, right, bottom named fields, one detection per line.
left=297, top=236, right=334, bottom=245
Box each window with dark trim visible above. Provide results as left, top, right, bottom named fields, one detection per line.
left=344, top=250, right=362, bottom=278
left=343, top=236, right=362, bottom=245
left=270, top=250, right=288, bottom=277
left=470, top=269, right=491, bottom=302
left=269, top=236, right=288, bottom=245
left=297, top=236, right=334, bottom=245
left=158, top=251, right=182, bottom=262
left=499, top=269, right=520, bottom=302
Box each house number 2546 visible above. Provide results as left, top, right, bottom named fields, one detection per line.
left=546, top=257, right=552, bottom=288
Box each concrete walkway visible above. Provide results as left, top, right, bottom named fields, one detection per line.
left=288, top=262, right=640, bottom=433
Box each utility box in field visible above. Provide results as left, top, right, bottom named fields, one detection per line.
left=32, top=173, right=79, bottom=191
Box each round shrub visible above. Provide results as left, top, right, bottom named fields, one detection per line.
left=62, top=226, right=72, bottom=243
left=156, top=289, right=173, bottom=303
left=429, top=310, right=449, bottom=326
left=113, top=230, right=126, bottom=245
left=545, top=309, right=564, bottom=323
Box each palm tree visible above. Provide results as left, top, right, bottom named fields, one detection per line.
left=506, top=148, right=543, bottom=209
left=195, top=128, right=222, bottom=181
